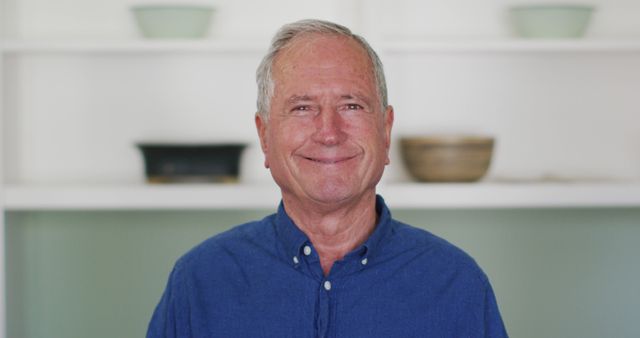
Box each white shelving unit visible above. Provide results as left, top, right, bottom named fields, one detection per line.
left=381, top=39, right=640, bottom=53
left=0, top=30, right=5, bottom=338
left=0, top=39, right=270, bottom=53
left=2, top=37, right=639, bottom=213
left=4, top=181, right=640, bottom=210
left=3, top=39, right=640, bottom=54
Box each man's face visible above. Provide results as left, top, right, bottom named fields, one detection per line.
left=256, top=34, right=394, bottom=205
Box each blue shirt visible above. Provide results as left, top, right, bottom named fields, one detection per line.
left=147, top=195, right=508, bottom=337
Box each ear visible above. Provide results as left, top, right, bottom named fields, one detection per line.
left=255, top=113, right=270, bottom=168
left=383, top=105, right=394, bottom=165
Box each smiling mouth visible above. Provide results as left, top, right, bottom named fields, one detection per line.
left=303, top=155, right=356, bottom=164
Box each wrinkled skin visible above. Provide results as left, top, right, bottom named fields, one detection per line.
left=255, top=33, right=394, bottom=274
left=256, top=33, right=394, bottom=211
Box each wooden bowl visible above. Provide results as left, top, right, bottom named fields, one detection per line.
left=400, top=135, right=494, bottom=182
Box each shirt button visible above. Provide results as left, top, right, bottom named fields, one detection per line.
left=303, top=245, right=312, bottom=256
left=361, top=257, right=368, bottom=265
left=324, top=281, right=332, bottom=291
left=293, top=256, right=299, bottom=264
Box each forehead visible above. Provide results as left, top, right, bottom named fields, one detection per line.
left=272, top=33, right=375, bottom=86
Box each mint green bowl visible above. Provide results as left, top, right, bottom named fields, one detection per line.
left=132, top=5, right=214, bottom=39
left=510, top=5, right=594, bottom=38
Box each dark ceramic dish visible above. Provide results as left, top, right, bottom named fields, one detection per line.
left=137, top=143, right=246, bottom=183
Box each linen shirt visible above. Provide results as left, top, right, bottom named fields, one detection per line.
left=147, top=195, right=508, bottom=337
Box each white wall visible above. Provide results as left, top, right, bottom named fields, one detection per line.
left=4, top=0, right=640, bottom=39
left=2, top=3, right=640, bottom=182
left=4, top=50, right=640, bottom=184
left=4, top=0, right=640, bottom=184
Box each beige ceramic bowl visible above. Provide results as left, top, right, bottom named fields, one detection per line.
left=400, top=135, right=494, bottom=182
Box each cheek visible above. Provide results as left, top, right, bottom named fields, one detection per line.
left=268, top=123, right=311, bottom=155
left=347, top=119, right=386, bottom=146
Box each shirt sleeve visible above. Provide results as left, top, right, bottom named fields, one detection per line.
left=483, top=279, right=509, bottom=338
left=146, top=260, right=190, bottom=338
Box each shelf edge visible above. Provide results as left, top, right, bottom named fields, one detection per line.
left=4, top=182, right=640, bottom=210
left=0, top=40, right=269, bottom=54
left=3, top=39, right=640, bottom=54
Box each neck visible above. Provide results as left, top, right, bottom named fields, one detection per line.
left=282, top=191, right=378, bottom=276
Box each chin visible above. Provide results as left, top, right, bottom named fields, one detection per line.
left=304, top=181, right=365, bottom=205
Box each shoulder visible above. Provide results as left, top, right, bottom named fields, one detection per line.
left=387, top=219, right=489, bottom=285
left=174, top=213, right=278, bottom=274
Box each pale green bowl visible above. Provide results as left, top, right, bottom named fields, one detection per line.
left=510, top=5, right=594, bottom=38
left=132, top=5, right=214, bottom=39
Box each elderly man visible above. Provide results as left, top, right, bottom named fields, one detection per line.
left=147, top=19, right=507, bottom=337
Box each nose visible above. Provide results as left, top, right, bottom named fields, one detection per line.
left=311, top=108, right=347, bottom=146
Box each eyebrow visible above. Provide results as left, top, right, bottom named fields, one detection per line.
left=286, top=95, right=315, bottom=105
left=341, top=94, right=373, bottom=107
left=285, top=93, right=374, bottom=106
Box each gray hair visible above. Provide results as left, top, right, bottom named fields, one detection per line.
left=255, top=19, right=388, bottom=119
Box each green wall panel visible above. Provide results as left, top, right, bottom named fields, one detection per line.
left=5, top=207, right=640, bottom=338
left=394, top=208, right=640, bottom=338
left=6, top=209, right=271, bottom=338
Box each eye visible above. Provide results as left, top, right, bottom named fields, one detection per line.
left=291, top=105, right=311, bottom=113
left=289, top=105, right=316, bottom=116
left=346, top=103, right=364, bottom=110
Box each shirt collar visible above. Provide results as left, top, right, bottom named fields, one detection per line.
left=357, top=194, right=393, bottom=259
left=274, top=194, right=393, bottom=262
left=274, top=201, right=310, bottom=260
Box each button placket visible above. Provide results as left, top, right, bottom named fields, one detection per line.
left=317, top=279, right=332, bottom=338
